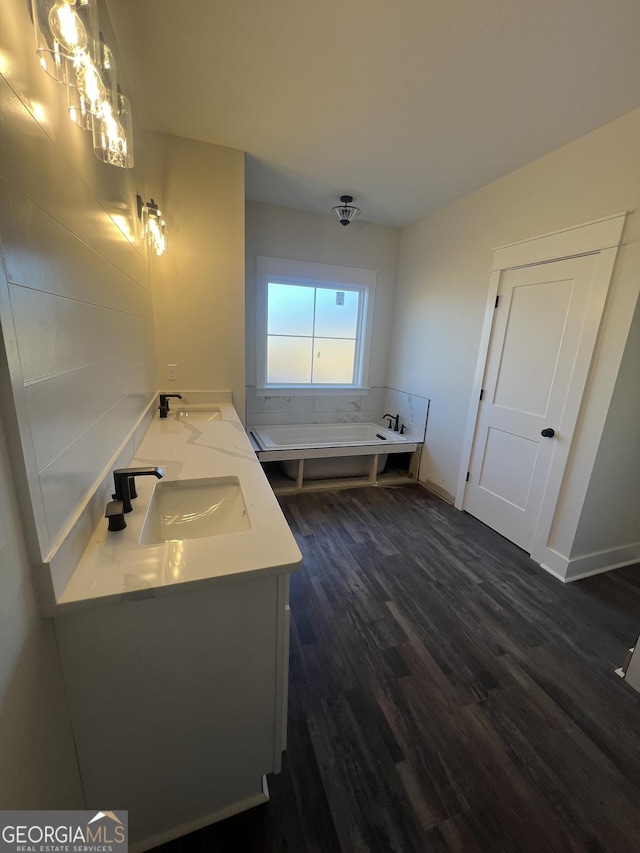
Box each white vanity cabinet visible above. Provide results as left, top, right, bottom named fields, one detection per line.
left=54, top=570, right=291, bottom=852
left=49, top=400, right=300, bottom=851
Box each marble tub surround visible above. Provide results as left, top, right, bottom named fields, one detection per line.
left=381, top=388, right=430, bottom=441
left=245, top=385, right=429, bottom=440
left=50, top=399, right=301, bottom=613
left=246, top=386, right=386, bottom=426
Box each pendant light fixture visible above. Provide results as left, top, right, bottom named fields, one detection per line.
left=332, top=195, right=360, bottom=227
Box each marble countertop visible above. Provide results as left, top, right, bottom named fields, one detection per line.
left=54, top=401, right=302, bottom=612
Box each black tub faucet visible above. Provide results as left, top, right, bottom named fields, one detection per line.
left=113, top=466, right=164, bottom=513
left=159, top=393, right=182, bottom=418
left=383, top=412, right=400, bottom=431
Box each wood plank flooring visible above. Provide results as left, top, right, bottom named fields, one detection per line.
left=152, top=484, right=640, bottom=852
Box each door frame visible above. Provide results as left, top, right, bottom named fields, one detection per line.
left=455, top=212, right=627, bottom=576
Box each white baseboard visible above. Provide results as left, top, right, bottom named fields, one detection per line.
left=537, top=560, right=570, bottom=583
left=564, top=541, right=640, bottom=582
left=130, top=780, right=270, bottom=853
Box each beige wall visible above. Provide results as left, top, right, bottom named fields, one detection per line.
left=389, top=107, right=640, bottom=548
left=144, top=132, right=246, bottom=416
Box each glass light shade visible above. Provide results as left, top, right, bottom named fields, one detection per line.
left=68, top=36, right=114, bottom=128
left=115, top=91, right=134, bottom=168
left=141, top=200, right=167, bottom=256
left=74, top=51, right=106, bottom=110
left=99, top=39, right=117, bottom=93
left=67, top=83, right=93, bottom=128
left=48, top=1, right=87, bottom=53
left=92, top=101, right=126, bottom=164
left=92, top=90, right=134, bottom=168
left=332, top=195, right=360, bottom=226
left=32, top=0, right=99, bottom=85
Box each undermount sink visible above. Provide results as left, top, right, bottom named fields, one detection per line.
left=175, top=407, right=222, bottom=422
left=139, top=476, right=250, bottom=544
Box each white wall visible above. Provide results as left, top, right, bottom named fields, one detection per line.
left=0, top=401, right=83, bottom=808
left=144, top=132, right=246, bottom=416
left=389, top=108, right=640, bottom=522
left=0, top=0, right=155, bottom=807
left=571, top=297, right=640, bottom=557
left=0, top=0, right=155, bottom=563
left=245, top=201, right=400, bottom=424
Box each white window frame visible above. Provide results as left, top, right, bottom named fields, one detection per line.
left=256, top=256, right=377, bottom=395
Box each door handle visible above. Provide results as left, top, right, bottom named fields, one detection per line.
left=541, top=428, right=555, bottom=438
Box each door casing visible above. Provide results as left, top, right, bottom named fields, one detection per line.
left=456, top=212, right=626, bottom=578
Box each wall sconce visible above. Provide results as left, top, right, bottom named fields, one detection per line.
left=137, top=196, right=167, bottom=256
left=332, top=195, right=360, bottom=227
left=31, top=0, right=135, bottom=168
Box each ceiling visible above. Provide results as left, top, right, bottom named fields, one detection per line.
left=106, top=0, right=640, bottom=227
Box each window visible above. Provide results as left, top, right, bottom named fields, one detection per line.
left=256, top=257, right=377, bottom=393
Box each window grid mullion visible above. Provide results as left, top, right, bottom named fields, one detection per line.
left=268, top=333, right=355, bottom=341
left=310, top=286, right=318, bottom=384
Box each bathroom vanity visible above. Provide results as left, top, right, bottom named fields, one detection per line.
left=50, top=399, right=301, bottom=852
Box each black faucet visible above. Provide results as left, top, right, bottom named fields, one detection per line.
left=159, top=393, right=182, bottom=418
left=383, top=412, right=400, bottom=432
left=113, top=466, right=164, bottom=513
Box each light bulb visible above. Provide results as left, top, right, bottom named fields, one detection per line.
left=93, top=95, right=133, bottom=168
left=75, top=53, right=106, bottom=112
left=98, top=102, right=126, bottom=164
left=48, top=1, right=87, bottom=53
left=147, top=217, right=166, bottom=255
left=142, top=202, right=167, bottom=255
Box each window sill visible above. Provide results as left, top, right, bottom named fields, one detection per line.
left=256, top=386, right=371, bottom=397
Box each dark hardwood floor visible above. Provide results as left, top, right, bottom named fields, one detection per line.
left=152, top=484, right=640, bottom=852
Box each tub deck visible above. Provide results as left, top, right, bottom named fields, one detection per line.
left=249, top=422, right=421, bottom=494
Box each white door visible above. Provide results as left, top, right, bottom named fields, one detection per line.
left=463, top=253, right=599, bottom=552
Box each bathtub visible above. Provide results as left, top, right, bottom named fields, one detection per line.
left=250, top=422, right=419, bottom=482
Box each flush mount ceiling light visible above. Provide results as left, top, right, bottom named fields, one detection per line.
left=332, top=195, right=360, bottom=227
left=137, top=196, right=167, bottom=256
left=31, top=0, right=134, bottom=168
